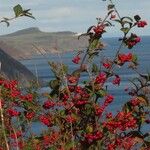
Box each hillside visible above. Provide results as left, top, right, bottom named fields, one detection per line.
left=0, top=27, right=88, bottom=60
left=0, top=48, right=36, bottom=86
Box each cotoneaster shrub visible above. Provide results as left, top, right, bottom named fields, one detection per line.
left=0, top=0, right=150, bottom=150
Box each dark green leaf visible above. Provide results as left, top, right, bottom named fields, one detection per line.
left=122, top=102, right=132, bottom=113
left=1, top=20, right=10, bottom=27
left=107, top=4, right=114, bottom=10
left=72, top=69, right=81, bottom=78
left=134, top=15, right=141, bottom=22
left=87, top=25, right=95, bottom=33
left=24, top=13, right=35, bottom=19
left=108, top=10, right=114, bottom=16
left=49, top=79, right=60, bottom=89
left=13, top=4, right=23, bottom=17
left=92, top=63, right=99, bottom=73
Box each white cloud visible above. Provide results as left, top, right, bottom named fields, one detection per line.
left=34, top=7, right=74, bottom=19
left=0, top=0, right=150, bottom=36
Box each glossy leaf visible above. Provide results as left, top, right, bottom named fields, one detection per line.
left=134, top=15, right=141, bottom=22
left=13, top=4, right=23, bottom=17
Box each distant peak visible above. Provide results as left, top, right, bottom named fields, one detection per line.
left=50, top=31, right=76, bottom=35
left=2, top=27, right=41, bottom=37
left=20, top=27, right=41, bottom=32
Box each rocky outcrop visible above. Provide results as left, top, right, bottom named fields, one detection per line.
left=0, top=48, right=36, bottom=86
left=0, top=27, right=89, bottom=59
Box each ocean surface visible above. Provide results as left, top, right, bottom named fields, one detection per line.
left=20, top=36, right=150, bottom=133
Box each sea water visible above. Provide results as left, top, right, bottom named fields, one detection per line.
left=20, top=36, right=150, bottom=134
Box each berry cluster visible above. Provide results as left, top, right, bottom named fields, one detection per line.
left=137, top=20, right=147, bottom=28
left=124, top=34, right=141, bottom=48
left=117, top=53, right=133, bottom=64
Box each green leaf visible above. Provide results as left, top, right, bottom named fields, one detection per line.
left=72, top=69, right=81, bottom=78
left=25, top=13, right=35, bottom=19
left=132, top=54, right=138, bottom=63
left=49, top=147, right=56, bottom=150
left=59, top=110, right=66, bottom=116
left=23, top=9, right=35, bottom=19
left=50, top=89, right=59, bottom=97
left=92, top=63, right=99, bottom=73
left=121, top=27, right=130, bottom=34
left=62, top=64, right=68, bottom=74
left=65, top=142, right=74, bottom=150
left=13, top=4, right=23, bottom=17
left=23, top=101, right=37, bottom=110
left=1, top=20, right=10, bottom=27
left=87, top=25, right=95, bottom=33
left=122, top=102, right=132, bottom=113
left=96, top=89, right=107, bottom=98
left=49, top=79, right=60, bottom=89
left=84, top=104, right=93, bottom=115
left=86, top=125, right=93, bottom=133
left=89, top=38, right=99, bottom=52
left=107, top=4, right=114, bottom=10
left=134, top=15, right=141, bottom=22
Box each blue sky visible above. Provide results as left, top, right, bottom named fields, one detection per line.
left=0, top=0, right=149, bottom=37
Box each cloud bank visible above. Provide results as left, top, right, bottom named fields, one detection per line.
left=0, top=0, right=149, bottom=37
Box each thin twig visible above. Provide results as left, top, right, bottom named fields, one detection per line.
left=0, top=93, right=10, bottom=150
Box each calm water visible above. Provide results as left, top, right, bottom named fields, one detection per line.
left=20, top=36, right=150, bottom=133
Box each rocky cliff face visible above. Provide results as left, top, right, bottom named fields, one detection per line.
left=0, top=27, right=88, bottom=85
left=0, top=48, right=35, bottom=86
left=0, top=27, right=88, bottom=60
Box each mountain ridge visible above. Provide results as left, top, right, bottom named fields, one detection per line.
left=2, top=27, right=42, bottom=37
left=0, top=27, right=150, bottom=60
left=1, top=27, right=76, bottom=37
left=0, top=27, right=88, bottom=60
